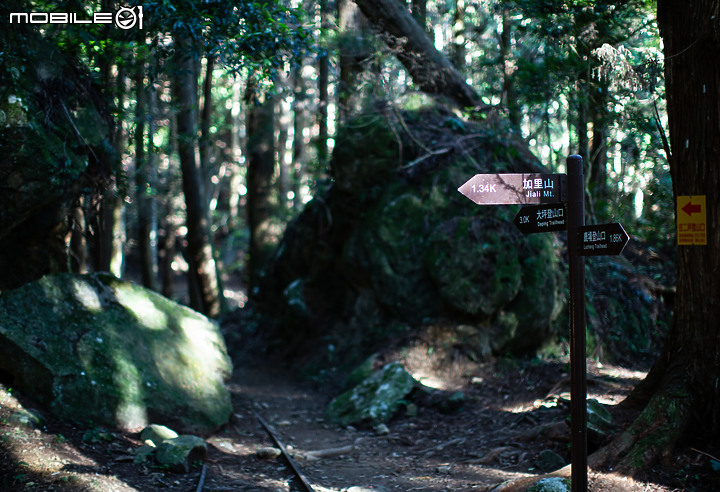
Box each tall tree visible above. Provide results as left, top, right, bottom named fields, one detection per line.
left=173, top=30, right=222, bottom=317
left=317, top=0, right=331, bottom=167
left=591, top=0, right=720, bottom=472
left=498, top=4, right=521, bottom=128
left=134, top=64, right=160, bottom=291
left=245, top=77, right=277, bottom=289
left=451, top=0, right=466, bottom=73
left=291, top=62, right=308, bottom=209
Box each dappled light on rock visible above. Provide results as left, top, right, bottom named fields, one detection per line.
left=0, top=273, right=233, bottom=435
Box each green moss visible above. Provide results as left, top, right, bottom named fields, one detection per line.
left=528, top=477, right=571, bottom=492
left=327, top=362, right=416, bottom=427
left=0, top=274, right=233, bottom=434
left=427, top=217, right=523, bottom=318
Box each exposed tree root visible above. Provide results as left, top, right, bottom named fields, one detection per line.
left=589, top=375, right=692, bottom=475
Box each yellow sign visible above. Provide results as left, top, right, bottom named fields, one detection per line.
left=677, top=195, right=707, bottom=245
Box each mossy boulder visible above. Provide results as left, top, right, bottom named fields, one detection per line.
left=265, top=105, right=565, bottom=366
left=0, top=273, right=233, bottom=435
left=327, top=361, right=417, bottom=427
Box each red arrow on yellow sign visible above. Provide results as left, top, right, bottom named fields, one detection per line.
left=677, top=196, right=706, bottom=245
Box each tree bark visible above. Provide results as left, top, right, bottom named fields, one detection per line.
left=318, top=0, right=331, bottom=167
left=200, top=54, right=215, bottom=195
left=69, top=199, right=88, bottom=273
left=291, top=62, right=308, bottom=209
left=499, top=6, right=521, bottom=129
left=134, top=67, right=159, bottom=291
left=353, top=0, right=482, bottom=110
left=245, top=78, right=277, bottom=290
left=589, top=84, right=609, bottom=206
left=276, top=67, right=292, bottom=209
left=173, top=31, right=222, bottom=317
left=452, top=0, right=465, bottom=75
left=591, top=1, right=720, bottom=473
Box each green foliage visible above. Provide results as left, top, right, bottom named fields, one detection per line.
left=143, top=0, right=311, bottom=77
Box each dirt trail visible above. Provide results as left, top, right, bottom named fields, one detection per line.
left=0, top=354, right=689, bottom=491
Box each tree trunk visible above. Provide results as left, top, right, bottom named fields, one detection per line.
left=69, top=199, right=88, bottom=273
left=94, top=54, right=125, bottom=276
left=292, top=62, right=308, bottom=209
left=173, top=31, right=222, bottom=317
left=276, top=67, right=292, bottom=209
left=589, top=84, right=609, bottom=206
left=452, top=0, right=465, bottom=74
left=134, top=67, right=159, bottom=291
left=245, top=78, right=277, bottom=290
left=353, top=0, right=483, bottom=110
left=499, top=6, right=521, bottom=129
left=591, top=1, right=720, bottom=473
left=200, top=54, right=215, bottom=195
left=318, top=0, right=331, bottom=167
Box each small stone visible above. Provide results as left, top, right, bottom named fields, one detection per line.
left=140, top=424, right=179, bottom=446
left=256, top=446, right=282, bottom=460
left=374, top=423, right=390, bottom=435
left=528, top=477, right=571, bottom=492
left=534, top=449, right=566, bottom=472
left=155, top=435, right=208, bottom=473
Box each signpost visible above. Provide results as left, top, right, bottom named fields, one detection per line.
left=577, top=223, right=630, bottom=256
left=513, top=203, right=567, bottom=234
left=458, top=156, right=630, bottom=492
left=458, top=173, right=567, bottom=205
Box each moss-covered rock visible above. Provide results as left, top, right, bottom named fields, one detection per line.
left=154, top=435, right=208, bottom=473
left=265, top=105, right=565, bottom=368
left=327, top=361, right=417, bottom=427
left=0, top=273, right=233, bottom=435
left=528, top=477, right=571, bottom=492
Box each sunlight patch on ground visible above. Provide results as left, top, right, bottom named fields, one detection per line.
left=412, top=372, right=450, bottom=390
left=597, top=365, right=648, bottom=381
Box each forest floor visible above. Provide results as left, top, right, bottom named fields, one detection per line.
left=2, top=335, right=717, bottom=491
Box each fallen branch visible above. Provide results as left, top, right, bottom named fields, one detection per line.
left=254, top=411, right=316, bottom=492
left=419, top=437, right=465, bottom=455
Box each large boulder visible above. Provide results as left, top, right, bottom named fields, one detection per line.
left=0, top=273, right=233, bottom=435
left=264, top=105, right=565, bottom=365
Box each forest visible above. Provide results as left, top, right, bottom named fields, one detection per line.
left=0, top=0, right=718, bottom=491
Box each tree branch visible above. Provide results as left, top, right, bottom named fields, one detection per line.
left=353, top=0, right=484, bottom=110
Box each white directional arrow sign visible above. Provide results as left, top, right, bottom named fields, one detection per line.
left=458, top=173, right=567, bottom=205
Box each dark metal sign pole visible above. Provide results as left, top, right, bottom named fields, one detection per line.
left=566, top=154, right=587, bottom=491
